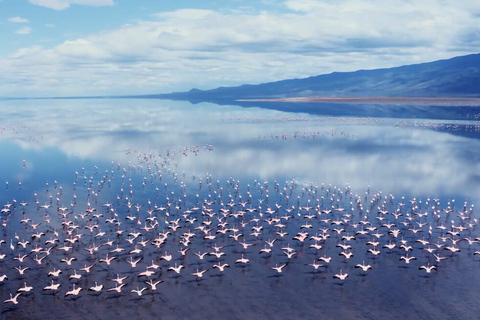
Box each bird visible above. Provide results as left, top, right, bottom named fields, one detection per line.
left=111, top=274, right=128, bottom=284
left=108, top=283, right=126, bottom=293
left=314, top=254, right=330, bottom=264
left=213, top=263, right=230, bottom=272
left=210, top=251, right=226, bottom=259
left=271, top=263, right=287, bottom=273
left=160, top=251, right=173, bottom=261
left=432, top=253, right=448, bottom=262
left=355, top=261, right=372, bottom=272
left=13, top=254, right=28, bottom=263
left=69, top=270, right=82, bottom=280
left=400, top=255, right=417, bottom=264
left=191, top=269, right=208, bottom=278
left=89, top=282, right=103, bottom=292
left=17, top=282, right=33, bottom=293
left=14, top=266, right=29, bottom=275
left=43, top=281, right=61, bottom=291
left=80, top=264, right=95, bottom=273
left=339, top=251, right=353, bottom=259
left=309, top=261, right=323, bottom=270
left=100, top=254, right=116, bottom=265
left=61, top=257, right=77, bottom=266
left=283, top=251, right=297, bottom=259
left=383, top=242, right=396, bottom=250
left=4, top=293, right=21, bottom=304
left=127, top=256, right=142, bottom=268
left=333, top=269, right=348, bottom=280
left=65, top=284, right=82, bottom=297
left=368, top=247, right=381, bottom=256
left=139, top=269, right=155, bottom=277
left=445, top=245, right=461, bottom=253
left=33, top=255, right=46, bottom=265
left=145, top=279, right=163, bottom=290
left=48, top=268, right=62, bottom=277
left=145, top=260, right=160, bottom=270
left=419, top=263, right=436, bottom=273
left=194, top=251, right=209, bottom=260
left=168, top=263, right=185, bottom=274
left=131, top=287, right=147, bottom=296
left=236, top=254, right=250, bottom=264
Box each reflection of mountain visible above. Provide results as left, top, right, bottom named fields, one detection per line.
left=154, top=53, right=480, bottom=101
left=202, top=100, right=480, bottom=120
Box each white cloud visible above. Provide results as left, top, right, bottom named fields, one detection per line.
left=8, top=16, right=29, bottom=23
left=28, top=0, right=114, bottom=10
left=1, top=0, right=480, bottom=96
left=14, top=26, right=32, bottom=35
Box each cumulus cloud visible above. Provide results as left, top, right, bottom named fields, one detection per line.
left=14, top=26, right=32, bottom=35
left=28, top=0, right=114, bottom=10
left=8, top=16, right=29, bottom=23
left=1, top=0, right=480, bottom=96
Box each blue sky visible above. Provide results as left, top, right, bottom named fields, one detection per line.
left=1, top=0, right=479, bottom=97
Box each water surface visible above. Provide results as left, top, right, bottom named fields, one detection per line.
left=0, top=98, right=479, bottom=319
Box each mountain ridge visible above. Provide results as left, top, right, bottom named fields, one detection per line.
left=153, top=53, right=480, bottom=102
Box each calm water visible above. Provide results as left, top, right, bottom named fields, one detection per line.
left=0, top=98, right=480, bottom=319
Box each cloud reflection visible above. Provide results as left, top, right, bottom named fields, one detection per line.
left=0, top=98, right=479, bottom=200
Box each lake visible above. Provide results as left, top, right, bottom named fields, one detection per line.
left=0, top=98, right=479, bottom=319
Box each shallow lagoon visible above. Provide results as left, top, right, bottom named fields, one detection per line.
left=0, top=98, right=480, bottom=319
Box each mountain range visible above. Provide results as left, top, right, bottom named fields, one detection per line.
left=152, top=53, right=480, bottom=103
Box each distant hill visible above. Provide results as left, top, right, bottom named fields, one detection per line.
left=153, top=53, right=480, bottom=103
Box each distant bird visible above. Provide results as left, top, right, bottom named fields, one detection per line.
left=69, top=270, right=82, bottom=280
left=131, top=287, right=147, bottom=296
left=419, top=263, right=436, bottom=273
left=333, top=269, right=348, bottom=280
left=432, top=253, right=448, bottom=262
left=168, top=263, right=185, bottom=274
left=89, top=282, right=103, bottom=292
left=355, top=261, right=372, bottom=272
left=213, top=263, right=230, bottom=272
left=14, top=266, right=29, bottom=275
left=400, top=255, right=417, bottom=264
left=236, top=255, right=250, bottom=264
left=43, top=281, right=61, bottom=291
left=111, top=274, right=128, bottom=284
left=61, top=257, right=77, bottom=266
left=271, top=264, right=287, bottom=273
left=80, top=264, right=95, bottom=273
left=318, top=255, right=332, bottom=264
left=127, top=256, right=142, bottom=268
left=4, top=293, right=21, bottom=305
left=138, top=269, right=155, bottom=277
left=108, top=283, right=126, bottom=293
left=191, top=269, right=208, bottom=278
left=145, top=279, right=162, bottom=291
left=17, top=282, right=33, bottom=293
left=48, top=268, right=62, bottom=277
left=309, top=260, right=323, bottom=270
left=100, top=254, right=116, bottom=265
left=65, top=284, right=82, bottom=297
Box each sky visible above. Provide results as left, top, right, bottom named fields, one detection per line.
left=1, top=0, right=480, bottom=97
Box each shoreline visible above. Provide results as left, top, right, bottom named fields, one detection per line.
left=236, top=97, right=480, bottom=105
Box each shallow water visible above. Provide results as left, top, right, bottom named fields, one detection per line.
left=0, top=98, right=479, bottom=319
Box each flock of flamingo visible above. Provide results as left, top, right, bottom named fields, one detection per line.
left=0, top=145, right=478, bottom=309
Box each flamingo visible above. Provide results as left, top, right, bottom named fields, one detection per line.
left=4, top=293, right=21, bottom=304
left=65, top=284, right=82, bottom=297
